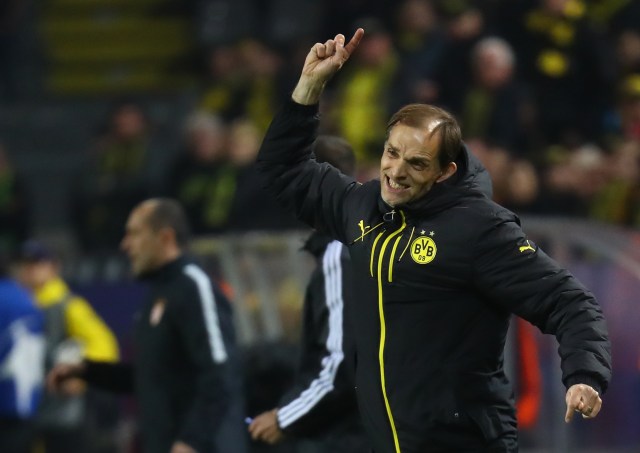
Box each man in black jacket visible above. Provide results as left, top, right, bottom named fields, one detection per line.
left=256, top=29, right=612, bottom=452
left=248, top=135, right=370, bottom=452
left=47, top=198, right=239, bottom=453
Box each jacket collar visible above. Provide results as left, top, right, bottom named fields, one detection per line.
left=140, top=255, right=188, bottom=282
left=377, top=143, right=491, bottom=221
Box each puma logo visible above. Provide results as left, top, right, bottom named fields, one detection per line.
left=519, top=240, right=536, bottom=253
left=351, top=220, right=384, bottom=244
left=358, top=220, right=370, bottom=236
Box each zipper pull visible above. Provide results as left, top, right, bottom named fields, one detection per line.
left=383, top=210, right=396, bottom=222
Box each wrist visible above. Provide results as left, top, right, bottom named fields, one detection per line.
left=292, top=78, right=325, bottom=105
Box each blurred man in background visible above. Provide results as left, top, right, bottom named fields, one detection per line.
left=15, top=240, right=119, bottom=453
left=46, top=198, right=242, bottom=453
left=248, top=136, right=369, bottom=452
left=0, top=253, right=45, bottom=453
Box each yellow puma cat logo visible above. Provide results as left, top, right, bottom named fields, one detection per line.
left=519, top=240, right=536, bottom=253
left=358, top=220, right=370, bottom=236
left=351, top=219, right=384, bottom=244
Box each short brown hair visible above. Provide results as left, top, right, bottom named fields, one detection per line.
left=145, top=198, right=191, bottom=248
left=386, top=104, right=462, bottom=168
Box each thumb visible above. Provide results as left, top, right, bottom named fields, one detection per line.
left=564, top=388, right=574, bottom=423
left=565, top=403, right=574, bottom=423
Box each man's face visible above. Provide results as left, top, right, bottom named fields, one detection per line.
left=15, top=261, right=56, bottom=291
left=380, top=123, right=454, bottom=207
left=121, top=205, right=162, bottom=277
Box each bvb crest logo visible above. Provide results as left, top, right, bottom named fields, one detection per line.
left=410, top=236, right=437, bottom=264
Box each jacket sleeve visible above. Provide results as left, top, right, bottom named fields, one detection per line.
left=172, top=267, right=230, bottom=451
left=472, top=213, right=612, bottom=394
left=65, top=296, right=120, bottom=362
left=256, top=98, right=360, bottom=244
left=83, top=360, right=134, bottom=394
left=277, top=243, right=358, bottom=436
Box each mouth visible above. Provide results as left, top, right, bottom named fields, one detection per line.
left=385, top=176, right=409, bottom=194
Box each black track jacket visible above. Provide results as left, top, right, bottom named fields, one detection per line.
left=277, top=232, right=368, bottom=450
left=83, top=256, right=233, bottom=453
left=257, top=99, right=612, bottom=453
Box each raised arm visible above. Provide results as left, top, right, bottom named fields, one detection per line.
left=292, top=29, right=364, bottom=105
left=256, top=30, right=365, bottom=242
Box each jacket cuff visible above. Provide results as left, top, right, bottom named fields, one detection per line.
left=284, top=96, right=320, bottom=115
left=82, top=359, right=97, bottom=381
left=565, top=374, right=604, bottom=395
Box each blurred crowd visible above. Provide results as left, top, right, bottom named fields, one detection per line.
left=2, top=0, right=640, bottom=254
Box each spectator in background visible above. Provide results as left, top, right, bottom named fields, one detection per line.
left=199, top=39, right=285, bottom=135
left=614, top=30, right=640, bottom=78
left=455, top=37, right=534, bottom=154
left=433, top=0, right=487, bottom=113
left=46, top=199, right=242, bottom=453
left=617, top=74, right=640, bottom=142
left=14, top=240, right=119, bottom=453
left=500, top=0, right=614, bottom=145
left=199, top=43, right=247, bottom=122
left=470, top=139, right=540, bottom=214
left=73, top=101, right=153, bottom=252
left=589, top=140, right=640, bottom=226
left=536, top=143, right=609, bottom=217
left=237, top=40, right=286, bottom=134
left=0, top=143, right=30, bottom=254
left=390, top=0, right=446, bottom=110
left=0, top=254, right=45, bottom=453
left=0, top=0, right=28, bottom=101
left=167, top=111, right=235, bottom=234
left=330, top=18, right=398, bottom=164
left=587, top=0, right=640, bottom=38
left=248, top=135, right=369, bottom=452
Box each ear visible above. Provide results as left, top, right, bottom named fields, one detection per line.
left=159, top=226, right=176, bottom=246
left=436, top=162, right=457, bottom=183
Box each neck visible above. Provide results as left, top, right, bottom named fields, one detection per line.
left=159, top=247, right=181, bottom=267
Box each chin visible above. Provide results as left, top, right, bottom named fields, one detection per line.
left=381, top=192, right=394, bottom=207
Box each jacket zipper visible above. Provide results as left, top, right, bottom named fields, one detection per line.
left=376, top=211, right=406, bottom=453
left=388, top=212, right=407, bottom=282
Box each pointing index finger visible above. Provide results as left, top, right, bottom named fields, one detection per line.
left=344, top=28, right=364, bottom=56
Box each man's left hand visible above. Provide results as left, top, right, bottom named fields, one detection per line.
left=170, top=441, right=197, bottom=453
left=248, top=409, right=285, bottom=444
left=565, top=384, right=602, bottom=422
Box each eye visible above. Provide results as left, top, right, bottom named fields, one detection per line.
left=411, top=162, right=427, bottom=171
left=386, top=148, right=398, bottom=158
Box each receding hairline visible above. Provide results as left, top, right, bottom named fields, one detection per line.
left=386, top=103, right=462, bottom=166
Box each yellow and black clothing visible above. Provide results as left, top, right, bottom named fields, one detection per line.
left=33, top=277, right=118, bottom=452
left=168, top=154, right=238, bottom=234
left=33, top=277, right=119, bottom=364
left=499, top=0, right=614, bottom=143
left=257, top=99, right=612, bottom=452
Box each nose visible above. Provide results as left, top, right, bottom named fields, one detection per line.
left=388, top=160, right=408, bottom=180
